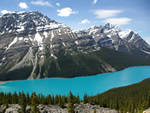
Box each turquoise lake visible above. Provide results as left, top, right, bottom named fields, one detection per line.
left=0, top=66, right=150, bottom=98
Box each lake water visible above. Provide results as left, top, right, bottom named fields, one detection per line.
left=0, top=66, right=150, bottom=98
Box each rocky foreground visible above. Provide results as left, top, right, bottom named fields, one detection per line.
left=0, top=103, right=118, bottom=113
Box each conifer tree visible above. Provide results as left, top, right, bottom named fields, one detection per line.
left=26, top=92, right=30, bottom=105
left=54, top=95, right=59, bottom=104
left=90, top=97, right=93, bottom=105
left=51, top=95, right=55, bottom=105
left=7, top=92, right=12, bottom=104
left=30, top=92, right=39, bottom=113
left=62, top=95, right=66, bottom=105
left=3, top=94, right=9, bottom=113
left=41, top=95, right=47, bottom=105
left=83, top=93, right=88, bottom=104
left=18, top=92, right=22, bottom=105
left=59, top=95, right=64, bottom=108
left=18, top=92, right=26, bottom=113
left=12, top=91, right=18, bottom=104
left=68, top=91, right=75, bottom=113
left=47, top=94, right=52, bottom=105
left=76, top=94, right=80, bottom=104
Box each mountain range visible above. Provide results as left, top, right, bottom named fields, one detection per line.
left=0, top=11, right=150, bottom=81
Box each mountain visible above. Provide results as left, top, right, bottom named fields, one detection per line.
left=0, top=11, right=150, bottom=81
left=83, top=23, right=150, bottom=57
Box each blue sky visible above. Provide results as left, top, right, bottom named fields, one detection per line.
left=0, top=0, right=150, bottom=44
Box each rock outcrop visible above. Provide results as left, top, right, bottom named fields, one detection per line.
left=0, top=103, right=118, bottom=113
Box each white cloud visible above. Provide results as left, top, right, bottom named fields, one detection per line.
left=19, top=2, right=29, bottom=9
left=103, top=18, right=132, bottom=25
left=56, top=3, right=60, bottom=6
left=57, top=7, right=78, bottom=17
left=1, top=10, right=10, bottom=15
left=31, top=0, right=52, bottom=7
left=80, top=19, right=91, bottom=24
left=92, top=9, right=122, bottom=18
left=93, top=0, right=98, bottom=5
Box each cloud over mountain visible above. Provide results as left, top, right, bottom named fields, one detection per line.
left=103, top=18, right=132, bottom=25
left=80, top=19, right=91, bottom=24
left=1, top=10, right=10, bottom=15
left=19, top=2, right=29, bottom=9
left=57, top=7, right=78, bottom=17
left=31, top=0, right=52, bottom=7
left=92, top=9, right=122, bottom=18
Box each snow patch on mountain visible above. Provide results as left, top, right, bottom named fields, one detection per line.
left=6, top=37, right=18, bottom=50
left=128, top=33, right=136, bottom=42
left=43, top=31, right=48, bottom=38
left=119, top=29, right=131, bottom=39
left=141, top=49, right=150, bottom=55
left=34, top=32, right=43, bottom=46
left=51, top=31, right=54, bottom=41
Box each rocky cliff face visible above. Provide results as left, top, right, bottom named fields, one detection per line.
left=0, top=11, right=150, bottom=81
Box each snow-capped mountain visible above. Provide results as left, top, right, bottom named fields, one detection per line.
left=0, top=11, right=150, bottom=81
left=83, top=23, right=150, bottom=55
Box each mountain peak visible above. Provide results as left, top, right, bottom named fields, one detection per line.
left=0, top=11, right=41, bottom=16
left=0, top=11, right=69, bottom=33
left=104, top=23, right=115, bottom=29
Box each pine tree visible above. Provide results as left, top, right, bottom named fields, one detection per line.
left=26, top=92, right=30, bottom=105
left=30, top=92, right=39, bottom=113
left=62, top=96, right=66, bottom=105
left=68, top=91, right=75, bottom=113
left=83, top=93, right=88, bottom=104
left=59, top=95, right=64, bottom=108
left=3, top=94, right=8, bottom=113
left=18, top=92, right=26, bottom=113
left=12, top=91, right=18, bottom=104
left=76, top=94, right=80, bottom=104
left=3, top=94, right=8, bottom=105
left=7, top=92, right=12, bottom=104
left=41, top=95, right=47, bottom=105
left=54, top=95, right=59, bottom=104
left=90, top=97, right=93, bottom=105
left=51, top=95, right=55, bottom=105
left=18, top=92, right=22, bottom=105
left=47, top=94, right=52, bottom=105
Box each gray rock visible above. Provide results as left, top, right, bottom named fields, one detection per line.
left=26, top=106, right=31, bottom=112
left=5, top=104, right=21, bottom=113
left=0, top=104, right=118, bottom=113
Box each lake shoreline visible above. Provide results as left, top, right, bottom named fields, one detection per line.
left=0, top=66, right=150, bottom=98
left=0, top=65, right=150, bottom=85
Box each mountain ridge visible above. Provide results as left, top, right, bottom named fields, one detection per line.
left=0, top=11, right=150, bottom=81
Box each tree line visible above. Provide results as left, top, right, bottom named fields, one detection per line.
left=0, top=91, right=79, bottom=113
left=88, top=78, right=150, bottom=113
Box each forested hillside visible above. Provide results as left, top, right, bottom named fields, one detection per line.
left=89, top=78, right=150, bottom=113
left=1, top=47, right=150, bottom=81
